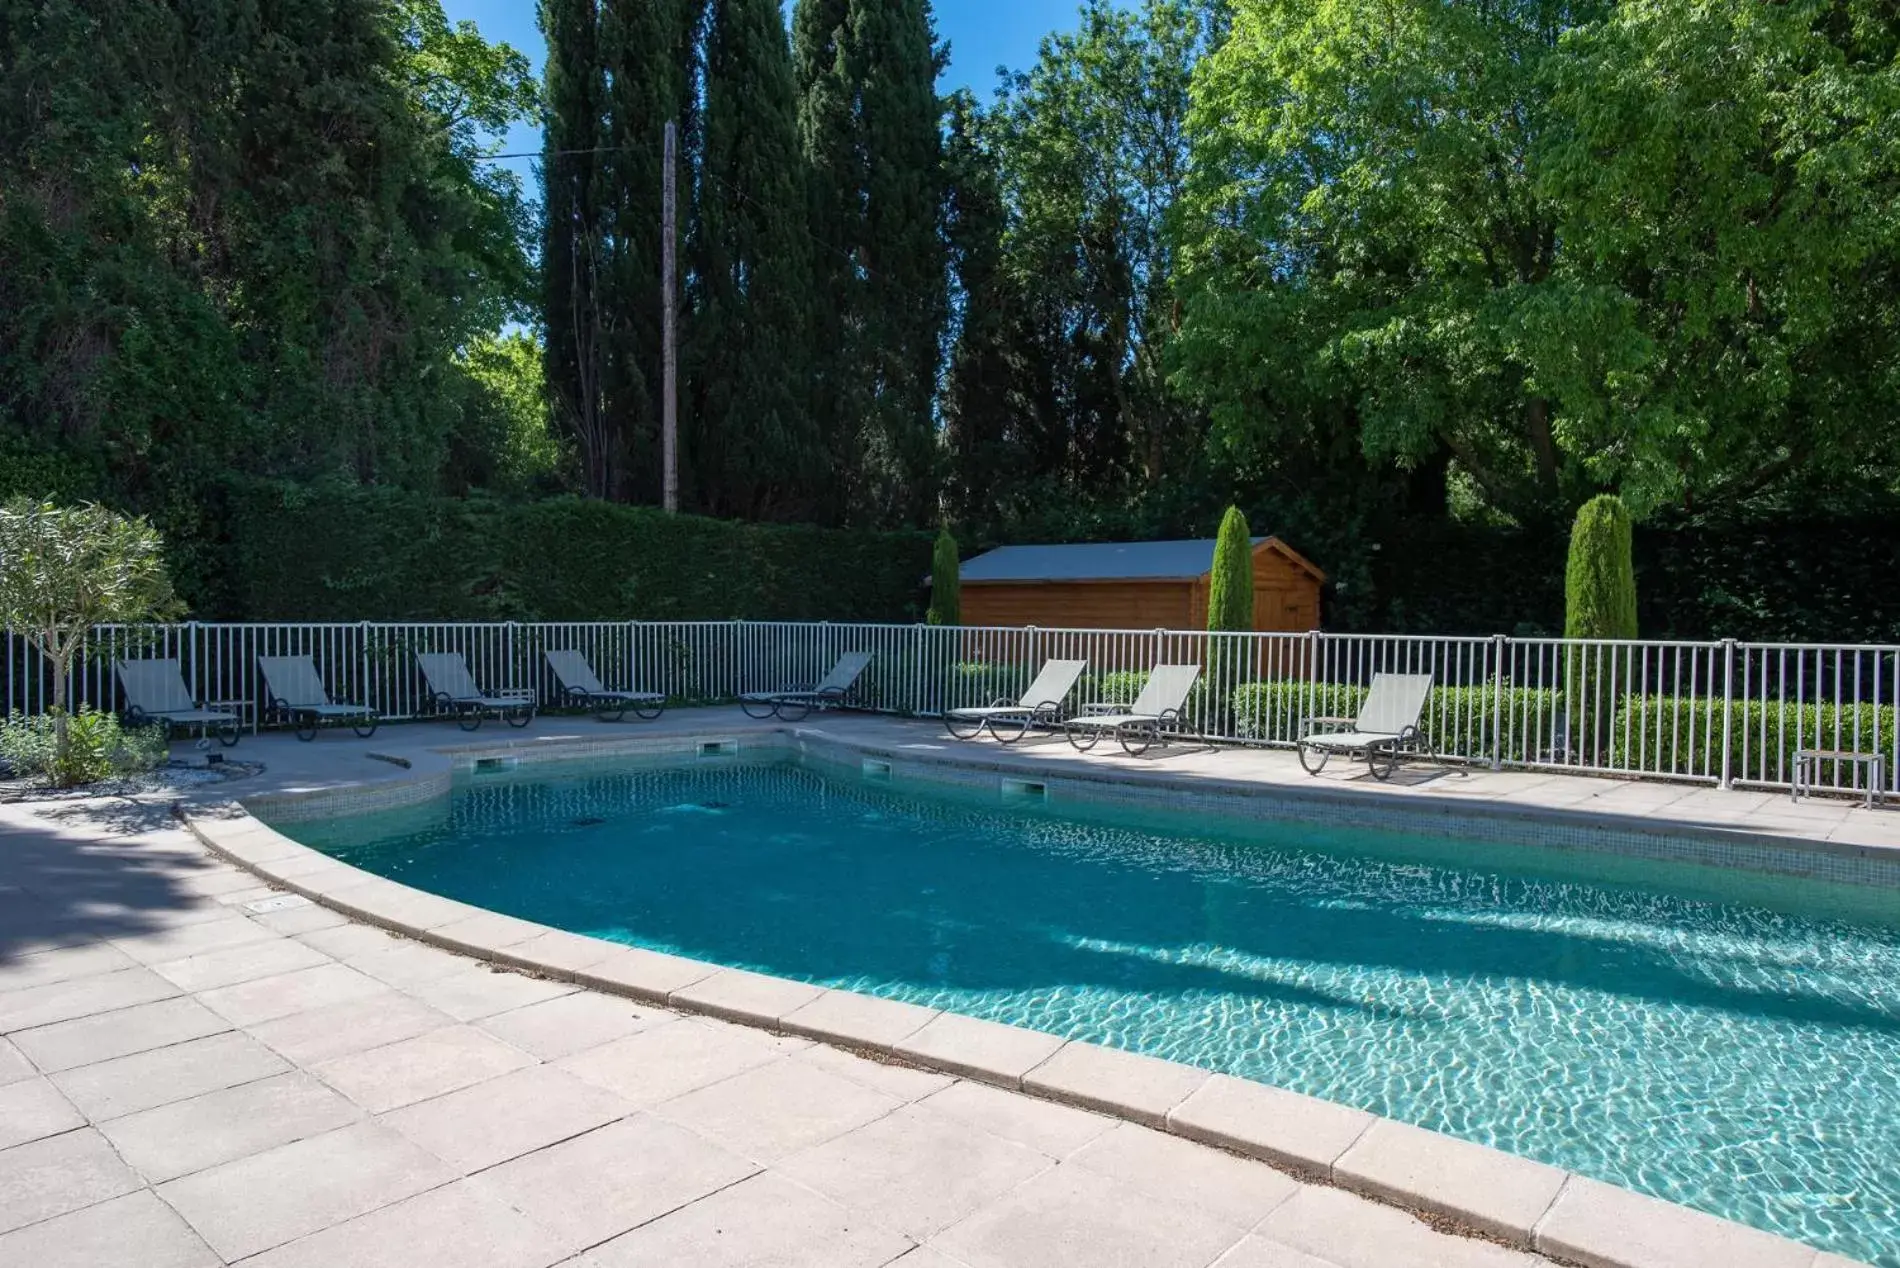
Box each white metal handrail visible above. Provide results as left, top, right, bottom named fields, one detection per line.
left=2, top=621, right=1893, bottom=797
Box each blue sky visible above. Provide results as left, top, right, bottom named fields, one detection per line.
left=448, top=0, right=1088, bottom=181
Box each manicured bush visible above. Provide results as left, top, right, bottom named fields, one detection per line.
left=1207, top=506, right=1254, bottom=632
left=215, top=481, right=932, bottom=622
left=928, top=530, right=961, bottom=626
left=0, top=708, right=168, bottom=787
left=1230, top=680, right=1566, bottom=763
left=1611, top=695, right=1895, bottom=785
left=1565, top=495, right=1637, bottom=762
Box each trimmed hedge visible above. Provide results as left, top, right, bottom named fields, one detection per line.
left=1611, top=695, right=1896, bottom=784
left=1231, top=681, right=1565, bottom=763
left=212, top=482, right=932, bottom=622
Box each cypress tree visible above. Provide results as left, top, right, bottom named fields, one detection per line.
left=595, top=0, right=692, bottom=504
left=1207, top=506, right=1254, bottom=632
left=791, top=0, right=946, bottom=526
left=1564, top=495, right=1638, bottom=641
left=942, top=91, right=1026, bottom=530
left=688, top=0, right=818, bottom=520
left=851, top=0, right=947, bottom=525
left=791, top=0, right=865, bottom=524
left=928, top=529, right=961, bottom=625
left=541, top=0, right=613, bottom=497
left=1564, top=494, right=1637, bottom=761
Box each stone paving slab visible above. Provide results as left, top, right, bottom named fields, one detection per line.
left=155, top=1121, right=454, bottom=1261
left=49, top=1029, right=290, bottom=1121
left=582, top=1170, right=913, bottom=1268
left=0, top=1189, right=220, bottom=1268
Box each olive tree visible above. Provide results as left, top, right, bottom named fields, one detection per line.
left=0, top=500, right=182, bottom=778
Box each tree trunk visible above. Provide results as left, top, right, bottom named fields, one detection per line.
left=48, top=636, right=72, bottom=786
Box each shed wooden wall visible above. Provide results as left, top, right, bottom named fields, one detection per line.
left=962, top=580, right=1198, bottom=630
left=963, top=549, right=1321, bottom=633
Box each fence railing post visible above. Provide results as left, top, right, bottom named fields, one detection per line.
left=1491, top=633, right=1508, bottom=771
left=1720, top=638, right=1736, bottom=790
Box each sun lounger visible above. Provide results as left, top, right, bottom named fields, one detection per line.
left=257, top=656, right=379, bottom=741
left=1064, top=664, right=1202, bottom=756
left=1297, top=672, right=1435, bottom=780
left=739, top=651, right=872, bottom=722
left=416, top=652, right=536, bottom=731
left=944, top=659, right=1087, bottom=743
left=545, top=649, right=666, bottom=722
left=116, top=658, right=242, bottom=746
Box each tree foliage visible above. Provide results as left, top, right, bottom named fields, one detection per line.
left=1206, top=506, right=1253, bottom=632
left=1565, top=495, right=1637, bottom=642
left=1175, top=0, right=1900, bottom=529
left=928, top=529, right=961, bottom=625
left=1, top=0, right=545, bottom=569
left=0, top=500, right=181, bottom=781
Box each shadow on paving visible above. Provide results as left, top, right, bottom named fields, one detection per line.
left=0, top=795, right=224, bottom=963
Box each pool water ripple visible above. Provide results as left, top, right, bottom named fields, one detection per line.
left=286, top=759, right=1900, bottom=1264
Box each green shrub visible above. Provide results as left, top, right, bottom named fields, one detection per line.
left=0, top=708, right=168, bottom=787
left=1612, top=695, right=1896, bottom=784
left=216, top=481, right=932, bottom=622
left=1207, top=506, right=1254, bottom=632
left=1230, top=680, right=1565, bottom=762
left=928, top=530, right=961, bottom=626
left=1565, top=495, right=1637, bottom=763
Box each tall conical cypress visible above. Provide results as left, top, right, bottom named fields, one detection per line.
left=791, top=0, right=946, bottom=527
left=596, top=0, right=694, bottom=504
left=688, top=0, right=817, bottom=520
left=541, top=0, right=613, bottom=497
left=1207, top=506, right=1254, bottom=632
left=852, top=0, right=947, bottom=525
left=1564, top=494, right=1638, bottom=762
left=791, top=0, right=864, bottom=524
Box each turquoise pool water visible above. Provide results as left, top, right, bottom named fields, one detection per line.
left=287, top=756, right=1900, bottom=1264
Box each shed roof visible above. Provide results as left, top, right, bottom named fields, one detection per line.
left=960, top=536, right=1323, bottom=584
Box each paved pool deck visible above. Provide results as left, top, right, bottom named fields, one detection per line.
left=0, top=709, right=1886, bottom=1268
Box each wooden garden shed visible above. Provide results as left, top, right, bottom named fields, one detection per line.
left=957, top=537, right=1325, bottom=632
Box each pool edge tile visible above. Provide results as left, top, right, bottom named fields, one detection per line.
left=1166, top=1074, right=1374, bottom=1180
left=778, top=990, right=941, bottom=1053
left=668, top=967, right=826, bottom=1028
left=1332, top=1116, right=1568, bottom=1246
left=1021, top=1040, right=1210, bottom=1130
left=1532, top=1174, right=1823, bottom=1268
left=893, top=1013, right=1069, bottom=1091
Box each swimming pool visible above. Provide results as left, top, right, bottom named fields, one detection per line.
left=285, top=754, right=1900, bottom=1264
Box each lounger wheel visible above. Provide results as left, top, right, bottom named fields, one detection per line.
left=632, top=699, right=665, bottom=721
left=1065, top=725, right=1102, bottom=752
left=505, top=704, right=535, bottom=729
left=594, top=700, right=628, bottom=723
left=352, top=718, right=379, bottom=739
left=740, top=697, right=778, bottom=719
left=1297, top=741, right=1329, bottom=775
left=215, top=719, right=241, bottom=747
left=1118, top=725, right=1156, bottom=757
left=990, top=714, right=1030, bottom=745
left=1368, top=742, right=1401, bottom=781
left=294, top=715, right=318, bottom=743
left=457, top=707, right=483, bottom=732
left=775, top=698, right=812, bottom=724
left=944, top=714, right=986, bottom=741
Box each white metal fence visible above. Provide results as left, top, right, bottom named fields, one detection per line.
left=2, top=621, right=1893, bottom=797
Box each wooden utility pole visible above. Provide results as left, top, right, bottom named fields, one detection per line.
left=661, top=119, right=679, bottom=513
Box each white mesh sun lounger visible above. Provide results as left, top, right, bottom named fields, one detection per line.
left=257, top=656, right=378, bottom=741
left=1298, top=672, right=1436, bottom=780
left=1064, top=663, right=1202, bottom=756
left=739, top=651, right=873, bottom=722
left=116, top=658, right=242, bottom=746
left=945, top=659, right=1087, bottom=743
left=416, top=652, right=536, bottom=731
left=545, top=649, right=666, bottom=722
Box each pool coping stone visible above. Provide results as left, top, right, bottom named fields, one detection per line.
left=177, top=723, right=1877, bottom=1268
